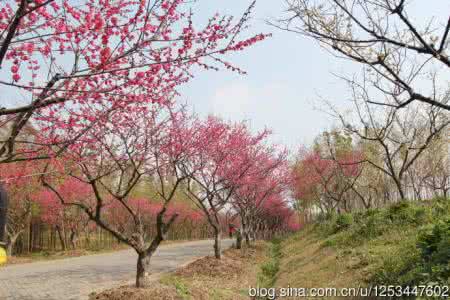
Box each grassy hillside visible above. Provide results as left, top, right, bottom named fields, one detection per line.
left=274, top=197, right=450, bottom=296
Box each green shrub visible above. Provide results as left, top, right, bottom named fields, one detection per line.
left=309, top=198, right=450, bottom=287
left=261, top=261, right=279, bottom=279
left=430, top=197, right=450, bottom=218
left=370, top=238, right=422, bottom=286
left=417, top=219, right=450, bottom=284
left=386, top=201, right=431, bottom=226
left=315, top=213, right=338, bottom=236
left=174, top=279, right=190, bottom=299
left=334, top=213, right=354, bottom=232
left=322, top=238, right=337, bottom=248
left=355, top=209, right=388, bottom=239
left=316, top=211, right=337, bottom=222
left=412, top=206, right=431, bottom=225
left=387, top=201, right=415, bottom=223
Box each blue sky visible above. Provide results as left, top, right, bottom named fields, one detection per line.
left=178, top=0, right=348, bottom=150
left=177, top=0, right=449, bottom=150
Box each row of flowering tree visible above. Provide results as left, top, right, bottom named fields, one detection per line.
left=35, top=103, right=298, bottom=287
left=0, top=0, right=269, bottom=251
left=172, top=115, right=298, bottom=256
left=292, top=117, right=449, bottom=220
left=0, top=160, right=42, bottom=255
left=0, top=128, right=213, bottom=256
left=229, top=142, right=294, bottom=248
left=0, top=0, right=299, bottom=287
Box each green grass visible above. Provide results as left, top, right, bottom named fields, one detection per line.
left=173, top=278, right=190, bottom=299
left=257, top=238, right=282, bottom=288
left=160, top=275, right=192, bottom=299
left=274, top=197, right=450, bottom=294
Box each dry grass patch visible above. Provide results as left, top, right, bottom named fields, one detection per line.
left=162, top=242, right=268, bottom=299
left=89, top=242, right=268, bottom=300
left=275, top=228, right=366, bottom=299
left=90, top=283, right=181, bottom=300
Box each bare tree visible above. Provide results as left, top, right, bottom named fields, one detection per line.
left=329, top=81, right=449, bottom=201
left=417, top=134, right=450, bottom=198
left=278, top=0, right=450, bottom=110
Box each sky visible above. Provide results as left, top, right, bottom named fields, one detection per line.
left=176, top=0, right=449, bottom=151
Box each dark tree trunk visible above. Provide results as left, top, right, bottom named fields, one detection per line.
left=235, top=230, right=242, bottom=249
left=69, top=230, right=77, bottom=250
left=135, top=232, right=165, bottom=287
left=136, top=252, right=152, bottom=287
left=394, top=177, right=406, bottom=201
left=135, top=208, right=178, bottom=287
left=6, top=231, right=21, bottom=256
left=56, top=226, right=66, bottom=251
left=85, top=230, right=91, bottom=247
left=244, top=231, right=250, bottom=246
left=213, top=225, right=221, bottom=259
left=0, top=184, right=8, bottom=245
left=242, top=219, right=252, bottom=246
left=6, top=242, right=13, bottom=256
left=240, top=217, right=249, bottom=247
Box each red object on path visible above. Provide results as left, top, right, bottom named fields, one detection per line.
left=228, top=224, right=237, bottom=238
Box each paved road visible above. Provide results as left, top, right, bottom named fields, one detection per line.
left=0, top=239, right=232, bottom=300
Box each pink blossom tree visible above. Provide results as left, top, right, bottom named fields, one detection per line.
left=0, top=0, right=268, bottom=163
left=178, top=116, right=269, bottom=258
left=41, top=106, right=195, bottom=287
left=231, top=146, right=292, bottom=247
left=33, top=177, right=92, bottom=250
left=104, top=198, right=207, bottom=240
left=0, top=1, right=267, bottom=260
left=292, top=145, right=364, bottom=215
left=0, top=160, right=42, bottom=255
left=257, top=193, right=299, bottom=237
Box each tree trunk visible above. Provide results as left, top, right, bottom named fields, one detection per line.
left=6, top=239, right=13, bottom=256
left=242, top=220, right=251, bottom=246
left=136, top=252, right=152, bottom=288
left=6, top=231, right=21, bottom=256
left=135, top=231, right=165, bottom=287
left=85, top=229, right=90, bottom=247
left=393, top=177, right=406, bottom=201
left=69, top=230, right=77, bottom=250
left=244, top=230, right=250, bottom=246
left=240, top=217, right=249, bottom=247
left=213, top=225, right=221, bottom=259
left=56, top=225, right=66, bottom=251
left=235, top=230, right=242, bottom=249
left=135, top=207, right=178, bottom=287
left=0, top=184, right=8, bottom=245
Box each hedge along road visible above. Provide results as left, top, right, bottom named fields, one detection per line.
left=0, top=239, right=233, bottom=300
